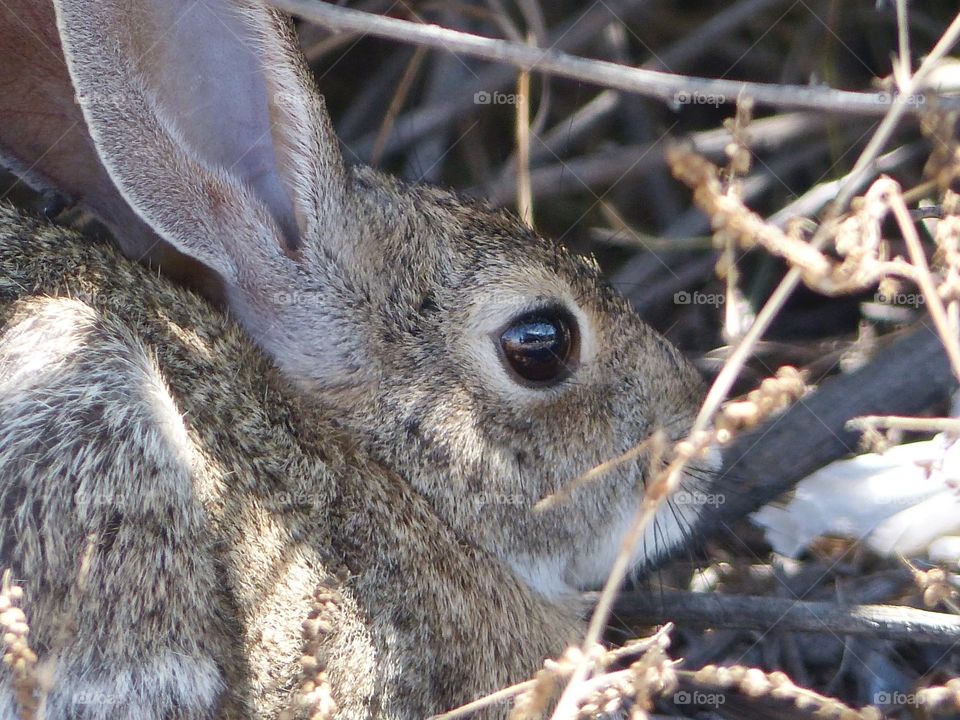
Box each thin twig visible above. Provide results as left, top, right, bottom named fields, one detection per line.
left=548, top=431, right=671, bottom=719
left=847, top=414, right=960, bottom=434
left=767, top=144, right=926, bottom=229
left=833, top=12, right=960, bottom=211
left=887, top=184, right=960, bottom=380
left=690, top=10, right=960, bottom=459
left=490, top=0, right=791, bottom=186
left=515, top=52, right=532, bottom=226
left=348, top=0, right=649, bottom=160
left=535, top=433, right=656, bottom=511
left=895, top=0, right=911, bottom=88
left=643, top=0, right=793, bottom=72
left=484, top=111, right=827, bottom=205
left=370, top=45, right=427, bottom=167
left=428, top=678, right=537, bottom=720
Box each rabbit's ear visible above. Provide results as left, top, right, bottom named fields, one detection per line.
left=51, top=0, right=346, bottom=285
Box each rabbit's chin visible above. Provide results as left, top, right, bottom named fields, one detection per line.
left=510, top=457, right=719, bottom=599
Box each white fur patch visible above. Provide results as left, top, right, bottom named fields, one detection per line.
left=509, top=554, right=572, bottom=599
left=512, top=451, right=720, bottom=598
left=564, top=487, right=698, bottom=590
left=566, top=451, right=721, bottom=591
left=35, top=652, right=223, bottom=720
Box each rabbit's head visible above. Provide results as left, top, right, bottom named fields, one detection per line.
left=4, top=0, right=712, bottom=596
left=331, top=176, right=709, bottom=595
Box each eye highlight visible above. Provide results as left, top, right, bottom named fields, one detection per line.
left=498, top=307, right=578, bottom=386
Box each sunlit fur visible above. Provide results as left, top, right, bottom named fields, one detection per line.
left=0, top=212, right=584, bottom=717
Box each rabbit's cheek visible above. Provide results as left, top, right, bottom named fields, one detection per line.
left=508, top=554, right=573, bottom=598
left=563, top=457, right=719, bottom=590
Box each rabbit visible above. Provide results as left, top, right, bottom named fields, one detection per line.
left=0, top=0, right=713, bottom=718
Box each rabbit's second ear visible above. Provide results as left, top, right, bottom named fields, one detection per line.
left=0, top=0, right=114, bottom=214
left=52, top=0, right=346, bottom=285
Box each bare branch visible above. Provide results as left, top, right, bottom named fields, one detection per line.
left=267, top=0, right=960, bottom=116
left=610, top=590, right=960, bottom=645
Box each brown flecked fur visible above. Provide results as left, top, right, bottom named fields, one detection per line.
left=0, top=206, right=583, bottom=718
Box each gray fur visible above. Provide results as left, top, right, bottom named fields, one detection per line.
left=0, top=211, right=585, bottom=717
left=0, top=0, right=711, bottom=717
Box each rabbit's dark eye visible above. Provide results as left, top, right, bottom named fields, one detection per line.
left=499, top=309, right=577, bottom=385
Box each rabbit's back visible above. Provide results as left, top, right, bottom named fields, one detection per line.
left=0, top=205, right=350, bottom=717
left=0, top=206, right=578, bottom=719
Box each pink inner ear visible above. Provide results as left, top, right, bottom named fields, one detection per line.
left=135, top=0, right=301, bottom=250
